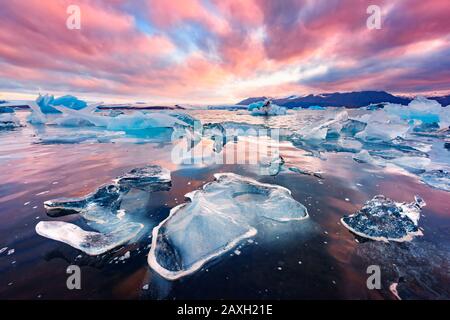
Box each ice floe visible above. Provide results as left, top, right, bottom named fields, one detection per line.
left=148, top=173, right=308, bottom=280
left=419, top=170, right=450, bottom=192
left=0, top=113, right=20, bottom=129
left=341, top=195, right=425, bottom=242
left=27, top=94, right=194, bottom=133
left=35, top=221, right=143, bottom=256
left=248, top=100, right=287, bottom=116
left=37, top=165, right=171, bottom=255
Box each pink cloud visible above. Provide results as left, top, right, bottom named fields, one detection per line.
left=0, top=0, right=449, bottom=103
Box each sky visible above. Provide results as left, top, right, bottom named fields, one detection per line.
left=0, top=0, right=449, bottom=104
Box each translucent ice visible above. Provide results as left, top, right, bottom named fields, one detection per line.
left=249, top=100, right=287, bottom=116
left=35, top=221, right=143, bottom=256
left=148, top=173, right=308, bottom=280
left=36, top=94, right=87, bottom=114
left=355, top=110, right=411, bottom=142
left=308, top=105, right=326, bottom=110
left=341, top=195, right=425, bottom=242
left=0, top=113, right=20, bottom=129
left=384, top=96, right=450, bottom=129
left=258, top=154, right=285, bottom=176
left=0, top=106, right=14, bottom=113
left=38, top=165, right=171, bottom=254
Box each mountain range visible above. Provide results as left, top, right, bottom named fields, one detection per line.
left=237, top=91, right=450, bottom=108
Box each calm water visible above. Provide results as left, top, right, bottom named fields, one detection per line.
left=0, top=110, right=449, bottom=300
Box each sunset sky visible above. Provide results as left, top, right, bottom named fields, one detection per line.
left=0, top=0, right=449, bottom=104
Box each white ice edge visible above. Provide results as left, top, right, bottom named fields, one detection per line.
left=147, top=172, right=306, bottom=280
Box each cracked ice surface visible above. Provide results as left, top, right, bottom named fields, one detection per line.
left=341, top=195, right=426, bottom=242
left=148, top=173, right=308, bottom=280
left=36, top=165, right=171, bottom=255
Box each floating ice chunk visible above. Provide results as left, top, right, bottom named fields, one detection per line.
left=247, top=100, right=265, bottom=111
left=115, top=165, right=171, bottom=191
left=341, top=195, right=425, bottom=242
left=420, top=170, right=450, bottom=192
left=148, top=173, right=308, bottom=280
left=35, top=221, right=143, bottom=255
left=0, top=113, right=20, bottom=129
left=0, top=106, right=14, bottom=113
left=352, top=150, right=386, bottom=167
left=384, top=96, right=449, bottom=129
left=36, top=94, right=87, bottom=114
left=340, top=119, right=367, bottom=137
left=355, top=110, right=411, bottom=142
left=44, top=165, right=171, bottom=220
left=38, top=165, right=171, bottom=254
left=300, top=111, right=349, bottom=141
left=258, top=154, right=285, bottom=176
left=289, top=167, right=324, bottom=179
left=307, top=105, right=326, bottom=110
left=250, top=100, right=287, bottom=116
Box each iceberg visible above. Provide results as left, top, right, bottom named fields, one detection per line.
left=0, top=113, right=20, bottom=129
left=0, top=106, right=14, bottom=113
left=355, top=110, right=411, bottom=142
left=35, top=221, right=143, bottom=256
left=307, top=105, right=326, bottom=110
left=384, top=96, right=450, bottom=129
left=148, top=173, right=308, bottom=280
left=249, top=100, right=287, bottom=116
left=420, top=170, right=450, bottom=192
left=36, top=94, right=87, bottom=114
left=38, top=165, right=171, bottom=254
left=288, top=167, right=324, bottom=179
left=341, top=195, right=425, bottom=242
left=352, top=150, right=386, bottom=167
left=258, top=154, right=285, bottom=176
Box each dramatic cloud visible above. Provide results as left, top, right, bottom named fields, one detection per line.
left=0, top=0, right=449, bottom=103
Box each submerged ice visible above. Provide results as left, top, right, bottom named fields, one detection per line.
left=37, top=165, right=171, bottom=255
left=341, top=195, right=425, bottom=242
left=148, top=173, right=308, bottom=280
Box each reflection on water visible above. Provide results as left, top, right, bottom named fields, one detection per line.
left=0, top=110, right=449, bottom=299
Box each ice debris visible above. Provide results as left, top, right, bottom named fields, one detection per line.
left=248, top=100, right=287, bottom=116
left=0, top=113, right=20, bottom=129
left=341, top=195, right=425, bottom=242
left=420, top=170, right=450, bottom=192
left=37, top=165, right=171, bottom=255
left=307, top=105, right=326, bottom=110
left=35, top=221, right=143, bottom=256
left=0, top=106, right=14, bottom=113
left=36, top=94, right=87, bottom=114
left=148, top=173, right=308, bottom=280
left=384, top=96, right=450, bottom=129
left=27, top=94, right=194, bottom=133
